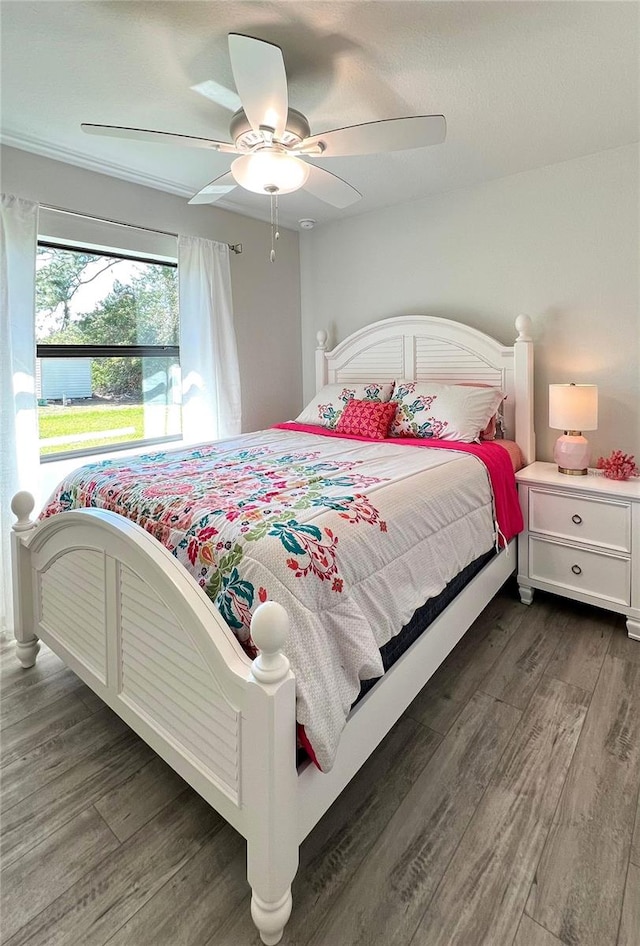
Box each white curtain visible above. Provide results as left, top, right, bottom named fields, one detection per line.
left=178, top=236, right=241, bottom=443
left=0, top=194, right=39, bottom=637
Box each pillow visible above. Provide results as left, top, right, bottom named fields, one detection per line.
left=496, top=440, right=525, bottom=472
left=296, top=381, right=395, bottom=429
left=336, top=399, right=397, bottom=440
left=455, top=382, right=504, bottom=440
left=389, top=381, right=505, bottom=442
left=479, top=415, right=498, bottom=441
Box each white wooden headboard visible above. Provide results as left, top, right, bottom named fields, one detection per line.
left=315, top=315, right=534, bottom=465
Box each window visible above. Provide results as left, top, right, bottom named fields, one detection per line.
left=36, top=243, right=181, bottom=460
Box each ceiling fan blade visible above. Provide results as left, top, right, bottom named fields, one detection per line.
left=188, top=172, right=237, bottom=205
left=81, top=123, right=239, bottom=154
left=302, top=164, right=362, bottom=209
left=228, top=34, right=288, bottom=139
left=302, top=115, right=446, bottom=157
left=190, top=79, right=242, bottom=113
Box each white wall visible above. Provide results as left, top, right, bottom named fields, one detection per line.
left=1, top=145, right=302, bottom=435
left=300, top=144, right=640, bottom=463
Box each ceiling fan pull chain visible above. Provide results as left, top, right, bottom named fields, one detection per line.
left=275, top=193, right=280, bottom=242
left=270, top=191, right=276, bottom=262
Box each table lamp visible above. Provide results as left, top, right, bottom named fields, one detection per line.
left=549, top=383, right=598, bottom=475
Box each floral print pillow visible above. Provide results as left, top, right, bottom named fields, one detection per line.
left=296, top=381, right=395, bottom=429
left=389, top=381, right=505, bottom=442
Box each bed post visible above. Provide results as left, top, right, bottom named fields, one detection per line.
left=10, top=491, right=40, bottom=668
left=245, top=602, right=299, bottom=945
left=514, top=314, right=535, bottom=466
left=315, top=330, right=329, bottom=393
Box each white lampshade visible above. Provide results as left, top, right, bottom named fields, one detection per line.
left=549, top=383, right=598, bottom=475
left=231, top=152, right=310, bottom=195
left=549, top=384, right=598, bottom=432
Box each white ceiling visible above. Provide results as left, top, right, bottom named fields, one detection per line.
left=1, top=1, right=638, bottom=229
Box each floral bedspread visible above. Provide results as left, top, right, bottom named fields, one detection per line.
left=40, top=428, right=498, bottom=770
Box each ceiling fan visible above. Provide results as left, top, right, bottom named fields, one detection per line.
left=82, top=34, right=445, bottom=255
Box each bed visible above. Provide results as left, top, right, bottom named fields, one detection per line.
left=10, top=314, right=534, bottom=944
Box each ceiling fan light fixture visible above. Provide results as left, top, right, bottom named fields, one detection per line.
left=231, top=151, right=310, bottom=195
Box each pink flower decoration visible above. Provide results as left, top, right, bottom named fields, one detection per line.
left=596, top=450, right=640, bottom=480
left=143, top=481, right=193, bottom=498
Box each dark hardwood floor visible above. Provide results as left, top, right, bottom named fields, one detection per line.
left=1, top=583, right=639, bottom=946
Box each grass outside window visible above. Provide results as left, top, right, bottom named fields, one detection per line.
left=39, top=402, right=147, bottom=456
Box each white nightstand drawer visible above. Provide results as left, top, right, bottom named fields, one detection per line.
left=529, top=489, right=631, bottom=552
left=529, top=537, right=630, bottom=606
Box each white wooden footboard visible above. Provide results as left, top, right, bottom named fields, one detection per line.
left=10, top=491, right=299, bottom=945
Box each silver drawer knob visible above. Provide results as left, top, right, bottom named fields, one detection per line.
left=571, top=564, right=582, bottom=575
left=571, top=514, right=582, bottom=525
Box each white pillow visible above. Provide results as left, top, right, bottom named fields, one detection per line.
left=296, top=381, right=395, bottom=429
left=390, top=381, right=505, bottom=442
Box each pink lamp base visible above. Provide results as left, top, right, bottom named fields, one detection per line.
left=553, top=433, right=590, bottom=475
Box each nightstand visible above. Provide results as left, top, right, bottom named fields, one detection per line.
left=516, top=461, right=640, bottom=640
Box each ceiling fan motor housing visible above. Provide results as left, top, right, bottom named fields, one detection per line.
left=230, top=107, right=311, bottom=150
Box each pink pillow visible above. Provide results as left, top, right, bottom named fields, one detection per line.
left=496, top=440, right=525, bottom=472
left=336, top=399, right=397, bottom=440
left=480, top=415, right=498, bottom=440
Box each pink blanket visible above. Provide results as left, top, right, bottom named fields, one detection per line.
left=274, top=422, right=524, bottom=546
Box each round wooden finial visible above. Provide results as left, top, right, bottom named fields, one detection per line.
left=316, top=330, right=328, bottom=351
left=515, top=314, right=532, bottom=341
left=250, top=601, right=290, bottom=684
left=251, top=601, right=289, bottom=654
left=11, top=491, right=36, bottom=532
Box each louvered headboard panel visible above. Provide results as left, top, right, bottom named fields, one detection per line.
left=329, top=335, right=405, bottom=382
left=315, top=314, right=535, bottom=463
left=414, top=337, right=503, bottom=385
